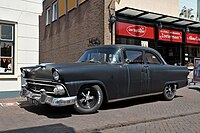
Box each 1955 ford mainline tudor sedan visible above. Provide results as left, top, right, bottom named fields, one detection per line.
left=20, top=45, right=188, bottom=114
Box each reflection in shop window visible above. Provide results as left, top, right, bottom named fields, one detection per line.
left=0, top=24, right=14, bottom=74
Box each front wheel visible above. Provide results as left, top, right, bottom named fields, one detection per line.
left=163, top=84, right=177, bottom=101
left=74, top=85, right=103, bottom=114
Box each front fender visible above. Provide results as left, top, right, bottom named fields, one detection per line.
left=65, top=80, right=108, bottom=99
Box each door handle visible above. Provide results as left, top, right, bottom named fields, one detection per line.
left=143, top=66, right=149, bottom=73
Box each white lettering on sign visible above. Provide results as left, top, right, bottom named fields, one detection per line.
left=159, top=29, right=182, bottom=40
left=126, top=25, right=146, bottom=37
left=188, top=36, right=200, bottom=41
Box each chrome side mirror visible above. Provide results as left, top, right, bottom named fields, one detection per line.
left=125, top=59, right=130, bottom=64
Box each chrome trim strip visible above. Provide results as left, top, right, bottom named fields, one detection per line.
left=26, top=79, right=56, bottom=83
left=29, top=89, right=55, bottom=94
left=28, top=82, right=55, bottom=87
left=65, top=80, right=96, bottom=84
left=108, top=92, right=163, bottom=103
left=65, top=80, right=104, bottom=85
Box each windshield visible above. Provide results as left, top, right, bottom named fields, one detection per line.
left=78, top=48, right=122, bottom=64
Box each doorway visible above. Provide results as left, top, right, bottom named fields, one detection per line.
left=157, top=42, right=181, bottom=65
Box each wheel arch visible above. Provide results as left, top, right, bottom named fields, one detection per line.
left=164, top=81, right=179, bottom=90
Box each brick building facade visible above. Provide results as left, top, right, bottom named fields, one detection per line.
left=40, top=0, right=200, bottom=65
left=40, top=0, right=114, bottom=63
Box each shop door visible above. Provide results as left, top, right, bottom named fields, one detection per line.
left=157, top=43, right=180, bottom=65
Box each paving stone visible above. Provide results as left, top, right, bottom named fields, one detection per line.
left=0, top=86, right=199, bottom=133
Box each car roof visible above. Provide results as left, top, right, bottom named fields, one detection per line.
left=87, top=44, right=167, bottom=64
left=89, top=44, right=156, bottom=52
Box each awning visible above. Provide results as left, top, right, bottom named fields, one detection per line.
left=116, top=7, right=200, bottom=29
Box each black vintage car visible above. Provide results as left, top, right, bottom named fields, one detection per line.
left=20, top=45, right=188, bottom=114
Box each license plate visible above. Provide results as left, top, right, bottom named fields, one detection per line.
left=27, top=98, right=39, bottom=106
left=40, top=94, right=47, bottom=104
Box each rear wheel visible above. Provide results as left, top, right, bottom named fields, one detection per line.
left=74, top=85, right=103, bottom=114
left=163, top=84, right=177, bottom=101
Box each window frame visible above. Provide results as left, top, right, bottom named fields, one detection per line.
left=52, top=1, right=58, bottom=22
left=0, top=23, right=15, bottom=75
left=123, top=49, right=144, bottom=64
left=0, top=24, right=13, bottom=41
left=46, top=7, right=51, bottom=25
left=144, top=51, right=163, bottom=65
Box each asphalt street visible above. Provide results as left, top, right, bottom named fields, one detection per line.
left=0, top=86, right=199, bottom=133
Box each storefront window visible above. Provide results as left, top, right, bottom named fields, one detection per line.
left=184, top=44, right=200, bottom=66
left=157, top=42, right=180, bottom=65
left=116, top=37, right=156, bottom=49
left=0, top=24, right=14, bottom=74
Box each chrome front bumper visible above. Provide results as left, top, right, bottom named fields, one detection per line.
left=20, top=87, right=77, bottom=107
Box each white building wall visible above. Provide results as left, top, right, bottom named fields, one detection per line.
left=115, top=0, right=179, bottom=17
left=0, top=0, right=42, bottom=91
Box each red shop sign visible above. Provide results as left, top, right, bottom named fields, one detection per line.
left=186, top=33, right=200, bottom=44
left=158, top=29, right=182, bottom=43
left=116, top=22, right=155, bottom=39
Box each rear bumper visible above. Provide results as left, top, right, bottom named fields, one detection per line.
left=20, top=87, right=76, bottom=107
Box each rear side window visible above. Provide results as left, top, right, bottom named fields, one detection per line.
left=145, top=52, right=161, bottom=64
left=125, top=50, right=143, bottom=64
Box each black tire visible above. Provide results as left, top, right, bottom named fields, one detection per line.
left=163, top=84, right=177, bottom=101
left=74, top=85, right=103, bottom=114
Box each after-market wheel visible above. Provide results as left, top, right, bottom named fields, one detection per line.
left=163, top=84, right=176, bottom=101
left=74, top=85, right=103, bottom=114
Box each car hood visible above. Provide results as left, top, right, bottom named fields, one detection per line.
left=21, top=62, right=109, bottom=81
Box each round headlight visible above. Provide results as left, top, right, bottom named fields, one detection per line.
left=53, top=85, right=65, bottom=95
left=53, top=71, right=60, bottom=81
left=21, top=70, right=26, bottom=78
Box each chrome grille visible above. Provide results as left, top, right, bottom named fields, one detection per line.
left=26, top=79, right=69, bottom=96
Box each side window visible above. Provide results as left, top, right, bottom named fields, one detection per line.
left=125, top=50, right=143, bottom=64
left=145, top=52, right=161, bottom=64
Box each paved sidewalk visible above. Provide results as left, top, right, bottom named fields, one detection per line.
left=102, top=113, right=200, bottom=133
left=0, top=86, right=199, bottom=133
left=0, top=97, right=25, bottom=107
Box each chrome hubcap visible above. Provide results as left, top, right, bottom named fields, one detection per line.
left=166, top=85, right=176, bottom=98
left=79, top=90, right=94, bottom=108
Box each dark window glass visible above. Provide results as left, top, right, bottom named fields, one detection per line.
left=145, top=52, right=161, bottom=64
left=1, top=25, right=12, bottom=40
left=0, top=42, right=12, bottom=57
left=79, top=48, right=121, bottom=64
left=125, top=50, right=143, bottom=64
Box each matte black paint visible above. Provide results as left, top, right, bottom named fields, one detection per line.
left=21, top=45, right=188, bottom=102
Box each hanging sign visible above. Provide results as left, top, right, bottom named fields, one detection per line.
left=116, top=22, right=155, bottom=39
left=158, top=29, right=182, bottom=43
left=186, top=33, right=200, bottom=44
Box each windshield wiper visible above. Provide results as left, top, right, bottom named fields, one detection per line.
left=80, top=60, right=107, bottom=64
